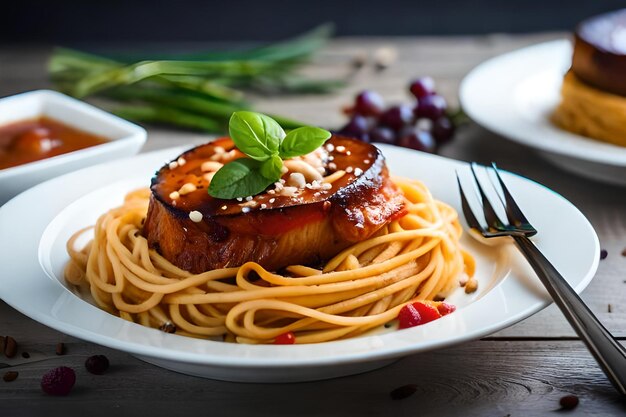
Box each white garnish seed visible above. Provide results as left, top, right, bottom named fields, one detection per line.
left=178, top=183, right=197, bottom=195
left=189, top=211, right=203, bottom=222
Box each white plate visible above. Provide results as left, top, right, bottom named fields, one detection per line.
left=460, top=39, right=626, bottom=186
left=0, top=145, right=599, bottom=382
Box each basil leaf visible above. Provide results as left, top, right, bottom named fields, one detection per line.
left=260, top=154, right=283, bottom=180
left=279, top=126, right=331, bottom=159
left=228, top=111, right=284, bottom=161
left=208, top=158, right=274, bottom=199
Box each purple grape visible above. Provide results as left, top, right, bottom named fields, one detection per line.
left=414, top=94, right=447, bottom=120
left=397, top=128, right=436, bottom=153
left=354, top=90, right=385, bottom=117
left=409, top=77, right=436, bottom=99
left=379, top=105, right=414, bottom=131
left=369, top=126, right=396, bottom=145
left=432, top=116, right=455, bottom=144
left=338, top=114, right=370, bottom=138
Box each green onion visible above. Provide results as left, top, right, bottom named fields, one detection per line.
left=48, top=25, right=342, bottom=133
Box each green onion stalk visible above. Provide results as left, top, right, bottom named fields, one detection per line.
left=48, top=25, right=342, bottom=133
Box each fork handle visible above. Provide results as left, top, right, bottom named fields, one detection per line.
left=513, top=235, right=626, bottom=396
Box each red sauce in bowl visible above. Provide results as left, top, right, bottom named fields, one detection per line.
left=0, top=117, right=108, bottom=170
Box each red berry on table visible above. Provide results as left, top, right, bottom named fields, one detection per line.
left=85, top=355, right=110, bottom=375
left=274, top=331, right=296, bottom=344
left=397, top=128, right=436, bottom=153
left=369, top=126, right=396, bottom=145
left=414, top=94, right=447, bottom=120
left=432, top=116, right=455, bottom=144
left=354, top=90, right=385, bottom=117
left=379, top=105, right=414, bottom=132
left=409, top=76, right=436, bottom=99
left=398, top=302, right=442, bottom=329
left=41, top=366, right=76, bottom=396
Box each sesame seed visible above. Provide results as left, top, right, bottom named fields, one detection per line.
left=201, top=161, right=223, bottom=172
left=261, top=204, right=267, bottom=209
left=269, top=198, right=276, bottom=203
left=321, top=183, right=332, bottom=190
left=364, top=159, right=370, bottom=164
left=281, top=186, right=298, bottom=197
left=214, top=146, right=225, bottom=154
left=221, top=205, right=227, bottom=210
left=245, top=196, right=253, bottom=201
left=178, top=183, right=197, bottom=195
left=241, top=207, right=251, bottom=213
left=346, top=151, right=352, bottom=156
left=328, top=162, right=337, bottom=170
left=268, top=189, right=276, bottom=195
left=336, top=145, right=346, bottom=153
left=189, top=211, right=203, bottom=222
left=354, top=168, right=363, bottom=176
left=287, top=172, right=306, bottom=189
left=326, top=144, right=335, bottom=152
left=236, top=197, right=243, bottom=202
left=169, top=161, right=179, bottom=170
left=346, top=166, right=353, bottom=173
left=169, top=191, right=180, bottom=200
left=177, top=157, right=187, bottom=166
left=328, top=155, right=334, bottom=161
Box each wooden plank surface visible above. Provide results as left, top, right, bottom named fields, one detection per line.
left=1, top=302, right=625, bottom=417
left=1, top=34, right=625, bottom=414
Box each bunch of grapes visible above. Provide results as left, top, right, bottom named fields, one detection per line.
left=336, top=77, right=455, bottom=153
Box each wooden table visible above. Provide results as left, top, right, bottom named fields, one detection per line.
left=1, top=34, right=625, bottom=416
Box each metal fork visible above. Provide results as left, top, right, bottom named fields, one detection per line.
left=457, top=162, right=626, bottom=397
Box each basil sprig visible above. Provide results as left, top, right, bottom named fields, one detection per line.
left=208, top=111, right=331, bottom=199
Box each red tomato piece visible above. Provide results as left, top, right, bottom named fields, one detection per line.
left=274, top=331, right=296, bottom=345
left=398, top=302, right=442, bottom=329
left=437, top=302, right=457, bottom=316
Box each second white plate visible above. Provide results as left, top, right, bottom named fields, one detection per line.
left=460, top=39, right=626, bottom=186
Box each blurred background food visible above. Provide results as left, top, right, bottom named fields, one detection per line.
left=2, top=0, right=624, bottom=154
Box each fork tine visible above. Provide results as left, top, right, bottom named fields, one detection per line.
left=490, top=162, right=537, bottom=235
left=456, top=171, right=483, bottom=231
left=470, top=163, right=506, bottom=231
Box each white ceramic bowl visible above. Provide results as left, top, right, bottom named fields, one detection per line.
left=0, top=90, right=147, bottom=204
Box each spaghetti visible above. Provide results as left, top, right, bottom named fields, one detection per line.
left=65, top=177, right=474, bottom=344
